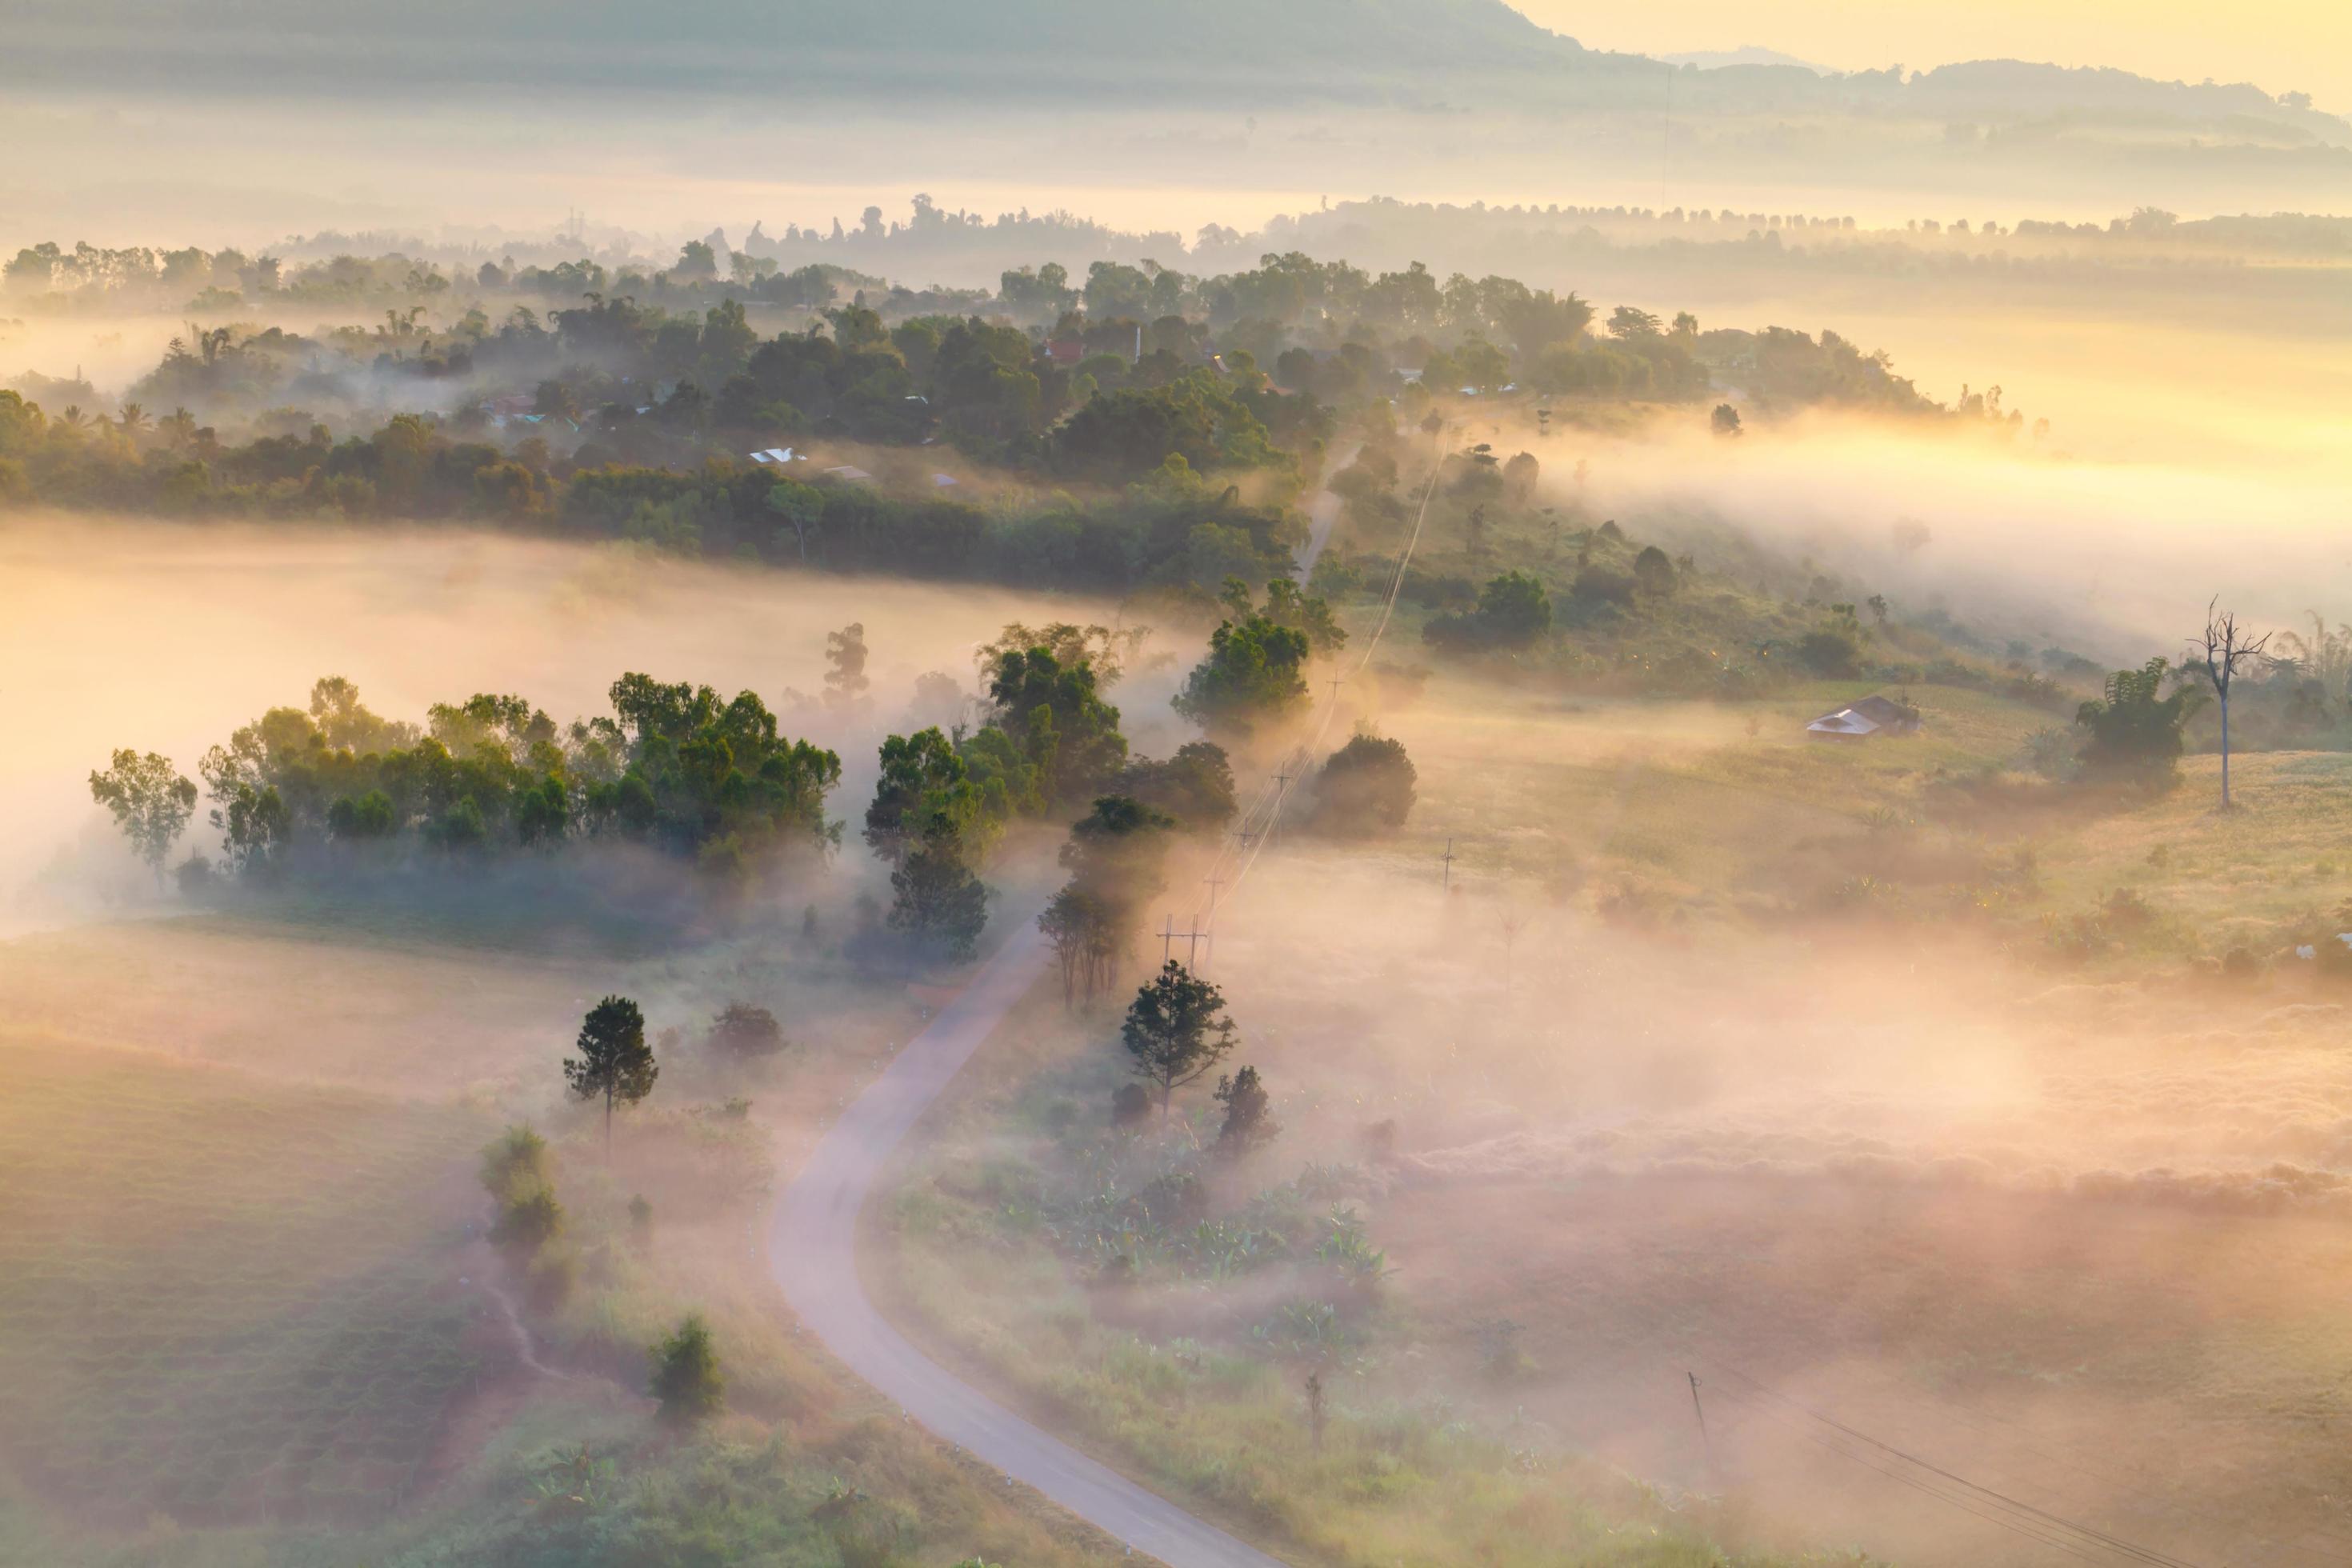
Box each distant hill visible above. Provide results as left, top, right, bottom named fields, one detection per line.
left=6, top=0, right=2341, bottom=142
left=1660, top=46, right=1833, bottom=74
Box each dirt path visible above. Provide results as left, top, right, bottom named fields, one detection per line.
left=765, top=922, right=1288, bottom=1567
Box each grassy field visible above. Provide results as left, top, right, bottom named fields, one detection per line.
left=0, top=911, right=1123, bottom=1567
left=874, top=978, right=1835, bottom=1568
left=0, top=1029, right=487, bottom=1529
left=874, top=644, right=2352, bottom=1568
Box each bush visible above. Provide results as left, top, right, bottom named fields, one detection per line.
left=1797, top=627, right=1863, bottom=678
left=480, top=1125, right=551, bottom=1201
left=650, top=1314, right=725, bottom=1424
left=1111, top=1082, right=1153, bottom=1127
left=1310, top=734, right=1417, bottom=835
left=706, top=1002, right=786, bottom=1059
left=491, top=1186, right=565, bottom=1253
left=1426, top=570, right=1554, bottom=650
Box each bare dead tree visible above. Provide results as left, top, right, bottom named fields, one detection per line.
left=2190, top=598, right=2272, bottom=810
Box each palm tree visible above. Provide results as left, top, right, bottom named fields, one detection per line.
left=2274, top=612, right=2352, bottom=706
left=58, top=404, right=89, bottom=432
left=116, top=401, right=150, bottom=436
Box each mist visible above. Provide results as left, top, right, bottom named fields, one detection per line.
left=10, top=3, right=2352, bottom=1565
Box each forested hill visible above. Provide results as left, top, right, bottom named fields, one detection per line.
left=7, top=0, right=2337, bottom=137
left=4, top=0, right=1611, bottom=90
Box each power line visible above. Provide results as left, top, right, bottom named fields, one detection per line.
left=1696, top=1358, right=2212, bottom=1568
left=1185, top=424, right=1454, bottom=936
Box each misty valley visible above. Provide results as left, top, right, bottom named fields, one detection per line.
left=6, top=7, right=2352, bottom=1566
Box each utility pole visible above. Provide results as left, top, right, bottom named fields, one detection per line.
left=1687, top=1370, right=1717, bottom=1481
left=1441, top=838, right=1457, bottom=891
left=1160, top=915, right=1175, bottom=966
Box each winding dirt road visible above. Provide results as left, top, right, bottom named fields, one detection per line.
left=766, top=922, right=1288, bottom=1567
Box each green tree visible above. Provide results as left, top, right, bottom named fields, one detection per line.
left=2075, top=658, right=2193, bottom=788
left=1041, top=795, right=1174, bottom=1002
left=87, top=749, right=198, bottom=887
left=707, top=1002, right=786, bottom=1059
left=1121, top=961, right=1238, bottom=1122
left=1173, top=617, right=1310, bottom=737
left=866, top=728, right=978, bottom=862
left=888, top=824, right=989, bottom=961
left=563, top=995, right=658, bottom=1154
left=1310, top=734, right=1417, bottom=835
left=649, top=1314, right=724, bottom=1423
left=1214, top=1065, right=1279, bottom=1158
left=986, top=646, right=1129, bottom=804
left=824, top=622, right=871, bottom=709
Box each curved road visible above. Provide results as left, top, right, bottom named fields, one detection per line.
left=766, top=922, right=1288, bottom=1567
left=769, top=448, right=1368, bottom=1563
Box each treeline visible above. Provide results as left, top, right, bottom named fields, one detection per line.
left=0, top=394, right=1307, bottom=598
left=88, top=626, right=1264, bottom=969
left=4, top=242, right=1982, bottom=446
left=106, top=673, right=848, bottom=890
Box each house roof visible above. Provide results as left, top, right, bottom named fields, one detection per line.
left=1806, top=708, right=1878, bottom=736
left=1807, top=694, right=1917, bottom=732
left=1846, top=694, right=1915, bottom=725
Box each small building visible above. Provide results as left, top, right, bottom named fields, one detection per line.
left=1806, top=693, right=1921, bottom=742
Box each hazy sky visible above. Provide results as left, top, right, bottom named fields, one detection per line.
left=1526, top=0, right=2347, bottom=110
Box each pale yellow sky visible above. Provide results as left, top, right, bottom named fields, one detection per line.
left=1516, top=0, right=2349, bottom=112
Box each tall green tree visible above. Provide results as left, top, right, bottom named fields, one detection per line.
left=986, top=646, right=1128, bottom=804
left=866, top=727, right=975, bottom=862
left=887, top=822, right=989, bottom=961
left=1040, top=794, right=1174, bottom=1002
left=1214, top=1065, right=1279, bottom=1158
left=87, top=749, right=198, bottom=887
left=1173, top=616, right=1310, bottom=737
left=1121, top=961, right=1238, bottom=1123
left=564, top=995, right=658, bottom=1154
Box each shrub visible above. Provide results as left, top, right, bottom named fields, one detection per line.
left=2075, top=658, right=2192, bottom=788
left=479, top=1125, right=551, bottom=1202
left=1632, top=545, right=1678, bottom=596
left=1426, top=570, right=1554, bottom=650
left=706, top=1002, right=786, bottom=1059
left=491, top=1186, right=565, bottom=1253
left=1310, top=734, right=1417, bottom=836
left=650, top=1314, right=725, bottom=1424
left=1110, top=1082, right=1153, bottom=1127
left=1797, top=627, right=1863, bottom=678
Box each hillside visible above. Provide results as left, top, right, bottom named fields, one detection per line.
left=6, top=0, right=2338, bottom=138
